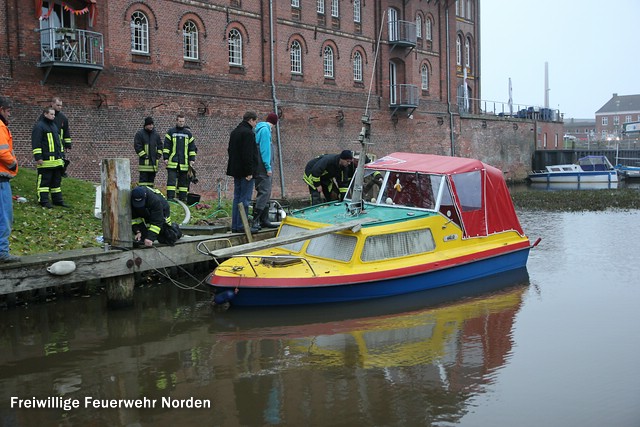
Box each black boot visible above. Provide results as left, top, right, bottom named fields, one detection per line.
left=260, top=207, right=278, bottom=228
left=52, top=193, right=70, bottom=208
left=251, top=209, right=262, bottom=232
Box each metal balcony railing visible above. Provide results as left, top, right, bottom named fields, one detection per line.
left=37, top=27, right=104, bottom=69
left=390, top=84, right=418, bottom=116
left=388, top=20, right=417, bottom=48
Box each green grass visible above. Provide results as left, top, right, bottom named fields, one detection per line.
left=9, top=168, right=232, bottom=256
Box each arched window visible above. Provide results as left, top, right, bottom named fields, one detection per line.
left=465, top=37, right=471, bottom=69
left=130, top=11, right=149, bottom=54
left=415, top=16, right=422, bottom=39
left=425, top=18, right=432, bottom=41
left=228, top=29, right=242, bottom=66
left=323, top=46, right=334, bottom=78
left=290, top=40, right=302, bottom=74
left=183, top=20, right=198, bottom=60
left=456, top=35, right=462, bottom=66
left=353, top=51, right=362, bottom=82
left=421, top=64, right=429, bottom=91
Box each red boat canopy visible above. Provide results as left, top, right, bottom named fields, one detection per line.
left=366, top=153, right=525, bottom=238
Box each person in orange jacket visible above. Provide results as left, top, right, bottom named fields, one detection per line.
left=0, top=96, right=19, bottom=263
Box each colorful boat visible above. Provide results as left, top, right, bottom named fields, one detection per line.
left=205, top=117, right=534, bottom=306
left=615, top=164, right=640, bottom=179
left=528, top=155, right=618, bottom=184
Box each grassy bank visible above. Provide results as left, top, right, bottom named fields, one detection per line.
left=7, top=168, right=640, bottom=256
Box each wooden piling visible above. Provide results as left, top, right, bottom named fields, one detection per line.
left=101, top=158, right=135, bottom=308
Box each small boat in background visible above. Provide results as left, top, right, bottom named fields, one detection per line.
left=615, top=164, right=640, bottom=180
left=528, top=156, right=618, bottom=184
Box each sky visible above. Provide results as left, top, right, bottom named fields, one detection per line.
left=480, top=0, right=639, bottom=119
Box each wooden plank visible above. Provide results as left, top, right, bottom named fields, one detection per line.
left=0, top=231, right=277, bottom=296
left=206, top=219, right=368, bottom=259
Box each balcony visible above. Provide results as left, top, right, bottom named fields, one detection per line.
left=390, top=84, right=418, bottom=116
left=388, top=20, right=417, bottom=53
left=36, top=27, right=104, bottom=86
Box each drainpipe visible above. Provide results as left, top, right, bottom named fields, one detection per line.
left=445, top=3, right=455, bottom=156
left=269, top=0, right=285, bottom=197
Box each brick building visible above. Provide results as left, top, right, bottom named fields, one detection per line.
left=595, top=93, right=640, bottom=145
left=0, top=0, right=539, bottom=199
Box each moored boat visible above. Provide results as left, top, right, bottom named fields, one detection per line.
left=205, top=120, right=535, bottom=306
left=528, top=155, right=618, bottom=184
left=615, top=164, right=640, bottom=180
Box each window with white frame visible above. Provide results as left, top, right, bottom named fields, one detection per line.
left=625, top=115, right=632, bottom=123
left=456, top=35, right=462, bottom=66
left=455, top=0, right=460, bottom=16
left=228, top=29, right=242, bottom=66
left=353, top=0, right=361, bottom=23
left=601, top=130, right=607, bottom=138
left=416, top=16, right=422, bottom=39
left=290, top=41, right=302, bottom=74
left=291, top=0, right=300, bottom=7
left=323, top=46, right=334, bottom=78
left=421, top=64, right=429, bottom=90
left=317, top=0, right=324, bottom=14
left=614, top=116, right=619, bottom=125
left=460, top=0, right=465, bottom=18
left=353, top=51, right=362, bottom=82
left=425, top=18, right=432, bottom=40
left=183, top=20, right=198, bottom=60
left=130, top=11, right=149, bottom=54
left=466, top=0, right=472, bottom=19
left=331, top=0, right=339, bottom=18
left=602, top=117, right=608, bottom=125
left=465, top=37, right=470, bottom=68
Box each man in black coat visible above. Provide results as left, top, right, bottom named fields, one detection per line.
left=226, top=111, right=259, bottom=233
left=131, top=186, right=181, bottom=247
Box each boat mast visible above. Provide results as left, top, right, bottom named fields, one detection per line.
left=348, top=13, right=385, bottom=216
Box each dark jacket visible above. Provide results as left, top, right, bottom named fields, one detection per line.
left=131, top=187, right=171, bottom=242
left=134, top=128, right=163, bottom=172
left=31, top=116, right=64, bottom=169
left=303, top=154, right=344, bottom=189
left=164, top=126, right=197, bottom=171
left=226, top=120, right=258, bottom=178
left=54, top=110, right=71, bottom=150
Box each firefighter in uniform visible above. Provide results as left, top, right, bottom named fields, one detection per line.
left=131, top=186, right=181, bottom=247
left=135, top=116, right=163, bottom=187
left=163, top=113, right=197, bottom=201
left=303, top=150, right=354, bottom=205
left=51, top=97, right=72, bottom=176
left=32, top=107, right=67, bottom=208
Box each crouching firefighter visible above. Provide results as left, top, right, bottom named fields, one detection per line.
left=130, top=186, right=182, bottom=247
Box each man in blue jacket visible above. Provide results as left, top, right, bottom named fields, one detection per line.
left=252, top=112, right=279, bottom=230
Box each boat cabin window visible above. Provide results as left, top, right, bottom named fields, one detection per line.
left=277, top=225, right=307, bottom=252
left=451, top=171, right=481, bottom=211
left=361, top=229, right=436, bottom=262
left=437, top=180, right=462, bottom=228
left=306, top=233, right=357, bottom=262
left=381, top=172, right=436, bottom=209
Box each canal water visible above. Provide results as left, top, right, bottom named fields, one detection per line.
left=1, top=209, right=639, bottom=426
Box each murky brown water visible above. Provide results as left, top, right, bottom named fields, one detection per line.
left=1, top=210, right=639, bottom=426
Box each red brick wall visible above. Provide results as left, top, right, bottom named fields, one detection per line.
left=0, top=0, right=540, bottom=201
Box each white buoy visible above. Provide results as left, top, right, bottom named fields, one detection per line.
left=47, top=260, right=77, bottom=276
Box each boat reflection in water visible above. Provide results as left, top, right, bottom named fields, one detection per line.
left=0, top=269, right=529, bottom=426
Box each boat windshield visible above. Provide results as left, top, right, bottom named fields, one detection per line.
left=347, top=169, right=444, bottom=210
